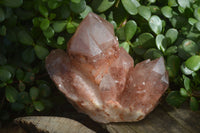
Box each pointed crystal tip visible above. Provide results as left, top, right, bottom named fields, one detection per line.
left=68, top=13, right=118, bottom=57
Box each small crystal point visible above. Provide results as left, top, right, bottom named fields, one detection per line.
left=46, top=13, right=169, bottom=123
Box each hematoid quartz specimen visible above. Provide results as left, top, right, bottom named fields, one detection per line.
left=45, top=13, right=169, bottom=123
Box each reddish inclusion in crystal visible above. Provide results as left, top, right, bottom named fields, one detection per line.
left=45, top=13, right=169, bottom=123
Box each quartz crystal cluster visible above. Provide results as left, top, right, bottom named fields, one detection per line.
left=45, top=13, right=169, bottom=123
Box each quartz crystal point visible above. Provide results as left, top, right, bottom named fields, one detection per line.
left=45, top=13, right=169, bottom=123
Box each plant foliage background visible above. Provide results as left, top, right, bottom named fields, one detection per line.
left=0, top=0, right=200, bottom=124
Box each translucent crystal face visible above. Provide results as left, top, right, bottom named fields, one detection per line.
left=46, top=13, right=169, bottom=123
left=119, top=57, right=168, bottom=115
left=68, top=13, right=117, bottom=57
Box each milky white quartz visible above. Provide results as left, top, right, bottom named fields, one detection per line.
left=45, top=13, right=169, bottom=123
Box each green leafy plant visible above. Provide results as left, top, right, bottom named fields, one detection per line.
left=1, top=0, right=200, bottom=123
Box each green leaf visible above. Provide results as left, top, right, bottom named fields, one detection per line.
left=162, top=20, right=166, bottom=31
left=57, top=36, right=65, bottom=45
left=194, top=7, right=200, bottom=21
left=0, top=8, right=5, bottom=22
left=1, top=0, right=23, bottom=8
left=40, top=19, right=50, bottom=31
left=188, top=18, right=198, bottom=26
left=178, top=44, right=191, bottom=60
left=192, top=72, right=198, bottom=79
left=39, top=4, right=48, bottom=18
left=181, top=63, right=193, bottom=75
left=148, top=0, right=156, bottom=3
left=80, top=5, right=93, bottom=19
left=23, top=72, right=35, bottom=83
left=124, top=20, right=137, bottom=41
left=11, top=102, right=25, bottom=111
left=149, top=5, right=160, bottom=14
left=49, top=13, right=56, bottom=20
left=168, top=0, right=178, bottom=7
left=182, top=39, right=199, bottom=56
left=121, top=0, right=140, bottom=15
left=108, top=11, right=114, bottom=21
left=183, top=75, right=191, bottom=91
left=185, top=55, right=200, bottom=71
left=144, top=48, right=162, bottom=60
left=34, top=45, right=49, bottom=60
left=177, top=0, right=190, bottom=8
left=195, top=21, right=200, bottom=31
left=18, top=30, right=34, bottom=45
left=149, top=15, right=162, bottom=34
left=32, top=17, right=41, bottom=27
left=138, top=6, right=151, bottom=20
left=30, top=87, right=39, bottom=100
left=0, top=68, right=11, bottom=82
left=17, top=92, right=31, bottom=104
left=133, top=47, right=147, bottom=56
left=186, top=31, right=200, bottom=41
left=119, top=42, right=130, bottom=53
left=165, top=46, right=177, bottom=56
left=70, top=0, right=86, bottom=14
left=66, top=21, right=79, bottom=34
left=178, top=6, right=185, bottom=14
left=33, top=101, right=45, bottom=112
left=116, top=27, right=126, bottom=41
left=156, top=34, right=167, bottom=52
left=180, top=88, right=189, bottom=97
left=99, top=14, right=106, bottom=19
left=190, top=97, right=199, bottom=111
left=71, top=0, right=81, bottom=3
left=22, top=48, right=35, bottom=64
left=48, top=0, right=60, bottom=9
left=135, top=33, right=155, bottom=48
left=52, top=21, right=67, bottom=33
left=165, top=28, right=178, bottom=44
left=110, top=20, right=117, bottom=29
left=1, top=65, right=15, bottom=77
left=166, top=91, right=187, bottom=107
left=5, top=86, right=18, bottom=103
left=166, top=55, right=180, bottom=78
left=43, top=27, right=54, bottom=39
left=18, top=80, right=26, bottom=92
left=91, top=0, right=115, bottom=13
left=161, top=6, right=173, bottom=18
